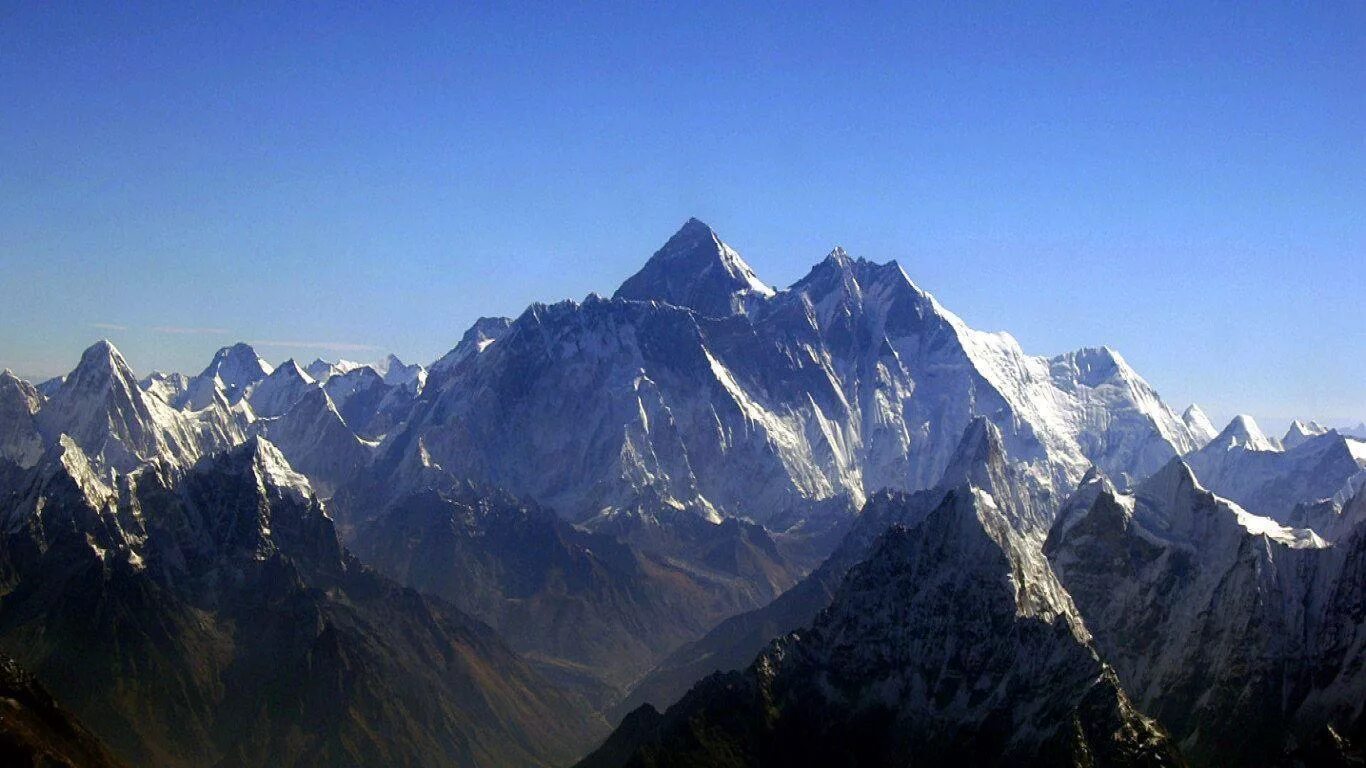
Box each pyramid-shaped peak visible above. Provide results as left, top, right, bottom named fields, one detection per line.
left=246, top=359, right=318, bottom=418
left=268, top=358, right=314, bottom=384
left=1213, top=414, right=1277, bottom=452
left=1134, top=457, right=1206, bottom=513
left=201, top=342, right=273, bottom=390
left=938, top=417, right=1006, bottom=491
left=60, top=339, right=137, bottom=393
left=79, top=339, right=126, bottom=368
left=614, top=218, right=774, bottom=318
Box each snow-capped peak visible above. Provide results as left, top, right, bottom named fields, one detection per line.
left=32, top=340, right=219, bottom=472
left=1211, top=414, right=1278, bottom=452
left=199, top=343, right=273, bottom=394
left=430, top=317, right=513, bottom=378
left=372, top=353, right=426, bottom=391
left=45, top=340, right=142, bottom=411
left=1282, top=419, right=1329, bottom=450
left=245, top=359, right=317, bottom=418
left=613, top=218, right=774, bottom=317
left=0, top=370, right=44, bottom=468
left=1181, top=404, right=1218, bottom=446
left=304, top=358, right=360, bottom=382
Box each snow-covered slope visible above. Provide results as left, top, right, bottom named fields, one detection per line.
left=32, top=341, right=238, bottom=472
left=1185, top=416, right=1366, bottom=537
left=1046, top=461, right=1364, bottom=764
left=138, top=371, right=189, bottom=405
left=0, top=371, right=45, bottom=468
left=372, top=353, right=426, bottom=392
left=35, top=376, right=65, bottom=398
left=1180, top=404, right=1218, bottom=446
left=385, top=219, right=1205, bottom=539
left=253, top=387, right=370, bottom=497
left=303, top=357, right=363, bottom=383
left=244, top=359, right=316, bottom=418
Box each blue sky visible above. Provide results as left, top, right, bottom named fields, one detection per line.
left=1, top=3, right=1362, bottom=428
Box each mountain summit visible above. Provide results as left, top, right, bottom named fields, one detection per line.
left=614, top=218, right=774, bottom=317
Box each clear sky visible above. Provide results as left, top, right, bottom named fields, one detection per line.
left=1, top=3, right=1362, bottom=429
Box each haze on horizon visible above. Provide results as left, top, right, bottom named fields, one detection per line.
left=1, top=3, right=1361, bottom=429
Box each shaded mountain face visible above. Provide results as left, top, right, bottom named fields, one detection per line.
left=321, top=366, right=417, bottom=439
left=252, top=387, right=371, bottom=497
left=381, top=220, right=1203, bottom=544
left=0, top=371, right=44, bottom=469
left=245, top=359, right=316, bottom=418
left=1045, top=462, right=1366, bottom=765
left=0, top=655, right=128, bottom=768
left=617, top=416, right=1030, bottom=715
left=1184, top=415, right=1366, bottom=538
left=614, top=217, right=774, bottom=319
left=579, top=485, right=1182, bottom=768
left=349, top=482, right=802, bottom=705
left=0, top=438, right=604, bottom=768
left=430, top=316, right=513, bottom=377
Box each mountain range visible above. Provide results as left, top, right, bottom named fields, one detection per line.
left=1, top=218, right=1362, bottom=766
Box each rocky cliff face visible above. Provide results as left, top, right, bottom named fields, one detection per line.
left=578, top=485, right=1183, bottom=768
left=617, top=416, right=1032, bottom=715
left=0, top=438, right=604, bottom=768
left=1046, top=461, right=1366, bottom=764
left=349, top=480, right=805, bottom=703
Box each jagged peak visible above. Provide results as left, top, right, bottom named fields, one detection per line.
left=216, top=436, right=314, bottom=502
left=613, top=218, right=774, bottom=317
left=1283, top=419, right=1330, bottom=450
left=0, top=369, right=40, bottom=405
left=1137, top=457, right=1203, bottom=502
left=788, top=249, right=932, bottom=323
left=1070, top=466, right=1119, bottom=509
left=861, top=486, right=1078, bottom=626
left=372, top=353, right=425, bottom=390
left=937, top=416, right=1006, bottom=492
left=1043, top=466, right=1122, bottom=553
